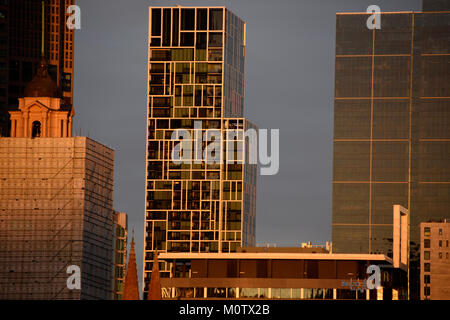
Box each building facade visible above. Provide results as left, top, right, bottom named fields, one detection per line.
left=0, top=136, right=115, bottom=299
left=331, top=0, right=450, bottom=298
left=158, top=251, right=407, bottom=300
left=420, top=221, right=450, bottom=300
left=143, top=6, right=257, bottom=297
left=0, top=0, right=75, bottom=137
left=112, top=211, right=127, bottom=300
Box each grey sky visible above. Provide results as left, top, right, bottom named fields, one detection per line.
left=74, top=0, right=421, bottom=282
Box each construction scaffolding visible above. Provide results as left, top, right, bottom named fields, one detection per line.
left=0, top=137, right=115, bottom=299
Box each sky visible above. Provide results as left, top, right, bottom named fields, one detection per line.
left=74, top=0, right=422, bottom=281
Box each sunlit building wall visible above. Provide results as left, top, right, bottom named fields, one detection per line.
left=0, top=137, right=115, bottom=299
left=143, top=6, right=257, bottom=297
left=332, top=0, right=450, bottom=299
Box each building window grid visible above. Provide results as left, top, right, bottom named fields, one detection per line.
left=144, top=7, right=252, bottom=288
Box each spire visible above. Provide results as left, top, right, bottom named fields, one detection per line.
left=147, top=250, right=162, bottom=300
left=122, top=237, right=140, bottom=300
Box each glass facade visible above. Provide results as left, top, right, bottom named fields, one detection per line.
left=143, top=6, right=257, bottom=297
left=332, top=5, right=450, bottom=299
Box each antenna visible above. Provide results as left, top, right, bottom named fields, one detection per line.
left=41, top=1, right=45, bottom=56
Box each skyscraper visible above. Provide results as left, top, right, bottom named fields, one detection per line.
left=0, top=0, right=75, bottom=137
left=143, top=6, right=257, bottom=297
left=332, top=0, right=450, bottom=298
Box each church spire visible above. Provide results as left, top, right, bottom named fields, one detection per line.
left=147, top=250, right=162, bottom=300
left=122, top=236, right=140, bottom=300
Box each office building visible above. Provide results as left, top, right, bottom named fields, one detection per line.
left=420, top=220, right=450, bottom=300
left=143, top=6, right=257, bottom=297
left=0, top=0, right=75, bottom=137
left=158, top=251, right=407, bottom=300
left=0, top=58, right=115, bottom=299
left=158, top=204, right=409, bottom=300
left=112, top=211, right=127, bottom=300
left=332, top=0, right=450, bottom=298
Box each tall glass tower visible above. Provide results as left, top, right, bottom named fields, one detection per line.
left=143, top=6, right=257, bottom=297
left=332, top=0, right=450, bottom=298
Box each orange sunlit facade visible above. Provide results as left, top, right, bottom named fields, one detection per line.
left=143, top=6, right=257, bottom=298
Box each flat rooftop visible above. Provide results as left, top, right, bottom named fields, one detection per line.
left=159, top=252, right=393, bottom=264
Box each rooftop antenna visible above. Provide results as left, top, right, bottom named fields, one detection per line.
left=41, top=1, right=45, bottom=56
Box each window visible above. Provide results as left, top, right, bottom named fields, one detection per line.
left=424, top=263, right=430, bottom=272
left=196, top=9, right=207, bottom=30
left=32, top=121, right=41, bottom=138
left=439, top=228, right=442, bottom=235
left=209, top=33, right=222, bottom=47
left=181, top=9, right=195, bottom=30
left=439, top=240, right=442, bottom=247
left=424, top=251, right=430, bottom=260
left=424, top=287, right=430, bottom=296
left=424, top=275, right=430, bottom=284
left=439, top=252, right=442, bottom=259
left=447, top=252, right=449, bottom=259
left=209, top=9, right=223, bottom=30
left=151, top=9, right=161, bottom=36
left=424, top=227, right=431, bottom=236
left=424, top=239, right=430, bottom=248
left=181, top=33, right=194, bottom=46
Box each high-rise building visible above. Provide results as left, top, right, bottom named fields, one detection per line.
left=112, top=211, right=127, bottom=300
left=143, top=6, right=257, bottom=297
left=332, top=0, right=450, bottom=298
left=420, top=220, right=450, bottom=300
left=0, top=0, right=75, bottom=137
left=0, top=59, right=115, bottom=299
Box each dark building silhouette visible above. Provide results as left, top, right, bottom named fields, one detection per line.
left=332, top=0, right=450, bottom=299
left=0, top=0, right=74, bottom=137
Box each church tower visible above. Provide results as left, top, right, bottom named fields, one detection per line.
left=8, top=57, right=74, bottom=138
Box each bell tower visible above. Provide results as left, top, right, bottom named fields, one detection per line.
left=8, top=57, right=74, bottom=138
left=8, top=2, right=74, bottom=138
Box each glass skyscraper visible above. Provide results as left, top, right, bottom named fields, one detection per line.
left=332, top=0, right=450, bottom=298
left=143, top=6, right=257, bottom=297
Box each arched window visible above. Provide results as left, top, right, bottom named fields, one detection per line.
left=32, top=121, right=41, bottom=138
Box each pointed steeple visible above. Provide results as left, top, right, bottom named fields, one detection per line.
left=147, top=250, right=162, bottom=300
left=122, top=234, right=140, bottom=300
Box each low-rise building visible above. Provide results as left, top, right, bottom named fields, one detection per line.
left=420, top=220, right=450, bottom=300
